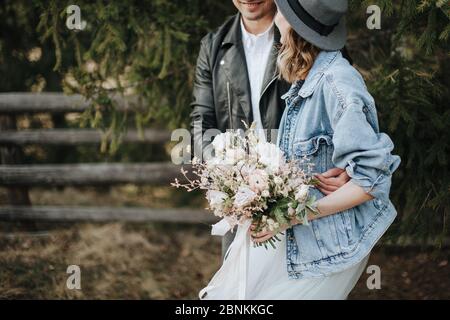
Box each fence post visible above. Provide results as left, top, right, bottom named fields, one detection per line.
left=0, top=114, right=31, bottom=205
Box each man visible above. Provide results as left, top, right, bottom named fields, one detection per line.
left=190, top=0, right=349, bottom=259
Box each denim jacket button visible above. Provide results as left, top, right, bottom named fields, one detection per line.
left=363, top=106, right=369, bottom=113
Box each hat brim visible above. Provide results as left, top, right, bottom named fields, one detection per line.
left=275, top=0, right=347, bottom=51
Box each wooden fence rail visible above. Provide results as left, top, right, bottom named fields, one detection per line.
left=0, top=206, right=216, bottom=223
left=0, top=92, right=139, bottom=113
left=0, top=162, right=190, bottom=186
left=0, top=128, right=171, bottom=145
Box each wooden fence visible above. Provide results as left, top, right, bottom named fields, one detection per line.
left=0, top=92, right=216, bottom=224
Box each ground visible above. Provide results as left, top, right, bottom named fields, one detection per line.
left=0, top=220, right=449, bottom=299
left=1, top=186, right=448, bottom=299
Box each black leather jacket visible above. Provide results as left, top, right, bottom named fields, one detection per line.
left=190, top=13, right=290, bottom=159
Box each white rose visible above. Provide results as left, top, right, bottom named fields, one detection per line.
left=224, top=148, right=246, bottom=165
left=255, top=142, right=285, bottom=173
left=295, top=184, right=310, bottom=202
left=233, top=186, right=257, bottom=208
left=212, top=132, right=233, bottom=154
left=206, top=190, right=228, bottom=207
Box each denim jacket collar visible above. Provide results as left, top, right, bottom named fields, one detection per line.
left=289, top=50, right=341, bottom=99
left=281, top=79, right=304, bottom=106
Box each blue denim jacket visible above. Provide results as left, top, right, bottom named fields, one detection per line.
left=276, top=50, right=401, bottom=279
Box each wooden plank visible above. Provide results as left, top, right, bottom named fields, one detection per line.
left=0, top=205, right=217, bottom=223
left=0, top=92, right=141, bottom=113
left=0, top=129, right=171, bottom=145
left=0, top=162, right=192, bottom=186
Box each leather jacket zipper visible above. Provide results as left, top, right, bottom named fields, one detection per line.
left=227, top=81, right=233, bottom=129
left=258, top=75, right=278, bottom=134
left=260, top=75, right=278, bottom=101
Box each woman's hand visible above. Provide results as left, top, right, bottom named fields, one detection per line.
left=249, top=219, right=300, bottom=243
left=314, top=167, right=350, bottom=195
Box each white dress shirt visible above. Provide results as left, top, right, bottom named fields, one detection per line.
left=240, top=19, right=274, bottom=140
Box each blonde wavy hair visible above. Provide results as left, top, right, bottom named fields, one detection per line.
left=277, top=28, right=320, bottom=83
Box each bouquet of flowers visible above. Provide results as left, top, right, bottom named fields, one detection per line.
left=172, top=122, right=318, bottom=249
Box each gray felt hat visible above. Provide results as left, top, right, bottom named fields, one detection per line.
left=275, top=0, right=348, bottom=50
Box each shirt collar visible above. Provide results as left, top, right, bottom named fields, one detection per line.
left=240, top=18, right=274, bottom=46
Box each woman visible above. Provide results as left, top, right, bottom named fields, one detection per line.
left=201, top=0, right=400, bottom=300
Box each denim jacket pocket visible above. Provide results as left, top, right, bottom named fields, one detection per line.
left=293, top=134, right=334, bottom=173
left=293, top=134, right=333, bottom=155
left=292, top=211, right=353, bottom=263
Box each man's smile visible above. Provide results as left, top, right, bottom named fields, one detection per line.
left=239, top=1, right=265, bottom=9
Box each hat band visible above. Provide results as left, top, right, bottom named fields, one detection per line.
left=286, top=0, right=339, bottom=36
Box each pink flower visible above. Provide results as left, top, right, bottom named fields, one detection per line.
left=248, top=169, right=269, bottom=193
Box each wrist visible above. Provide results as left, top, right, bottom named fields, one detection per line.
left=306, top=200, right=323, bottom=221
left=288, top=201, right=323, bottom=227
left=288, top=217, right=301, bottom=227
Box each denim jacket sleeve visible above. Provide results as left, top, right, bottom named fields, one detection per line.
left=327, top=83, right=401, bottom=202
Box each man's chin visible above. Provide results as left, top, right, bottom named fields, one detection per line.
left=242, top=12, right=264, bottom=21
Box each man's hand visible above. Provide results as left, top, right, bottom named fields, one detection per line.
left=314, top=167, right=350, bottom=195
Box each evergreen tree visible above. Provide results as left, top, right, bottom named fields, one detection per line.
left=0, top=0, right=448, bottom=244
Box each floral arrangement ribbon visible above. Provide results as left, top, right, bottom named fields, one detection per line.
left=199, top=219, right=252, bottom=300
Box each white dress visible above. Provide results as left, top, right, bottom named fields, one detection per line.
left=246, top=231, right=369, bottom=300
left=200, top=220, right=369, bottom=300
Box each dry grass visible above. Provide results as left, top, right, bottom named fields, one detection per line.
left=0, top=222, right=221, bottom=299
left=0, top=221, right=449, bottom=300
left=0, top=187, right=449, bottom=299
